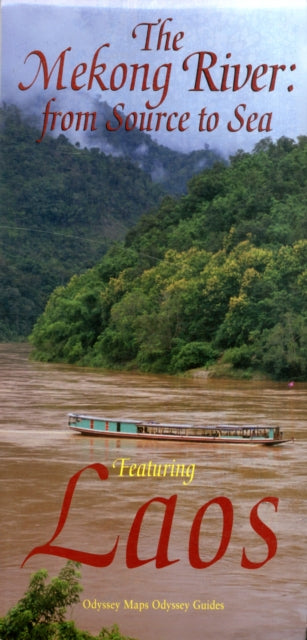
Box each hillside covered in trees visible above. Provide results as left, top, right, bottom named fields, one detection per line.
left=30, top=136, right=307, bottom=381
left=0, top=104, right=222, bottom=339
left=0, top=104, right=164, bottom=338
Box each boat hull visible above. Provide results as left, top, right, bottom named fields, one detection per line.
left=68, top=414, right=290, bottom=446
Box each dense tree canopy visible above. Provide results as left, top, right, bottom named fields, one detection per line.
left=30, top=136, right=307, bottom=380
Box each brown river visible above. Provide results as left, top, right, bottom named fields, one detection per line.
left=0, top=343, right=306, bottom=639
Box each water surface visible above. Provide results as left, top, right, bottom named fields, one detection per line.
left=0, top=344, right=306, bottom=639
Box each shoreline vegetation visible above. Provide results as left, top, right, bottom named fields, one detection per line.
left=29, top=135, right=307, bottom=382
left=0, top=342, right=272, bottom=382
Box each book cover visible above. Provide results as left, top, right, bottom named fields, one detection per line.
left=1, top=1, right=306, bottom=639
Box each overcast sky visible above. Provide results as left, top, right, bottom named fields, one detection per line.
left=2, top=1, right=306, bottom=155
left=2, top=1, right=307, bottom=7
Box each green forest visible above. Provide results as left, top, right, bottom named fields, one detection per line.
left=30, top=135, right=307, bottom=381
left=0, top=104, right=221, bottom=339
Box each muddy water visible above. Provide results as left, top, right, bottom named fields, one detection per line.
left=0, top=343, right=306, bottom=640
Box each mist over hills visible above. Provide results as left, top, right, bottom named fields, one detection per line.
left=79, top=101, right=224, bottom=194
left=24, top=99, right=224, bottom=194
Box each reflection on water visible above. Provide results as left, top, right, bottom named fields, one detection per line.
left=0, top=344, right=306, bottom=640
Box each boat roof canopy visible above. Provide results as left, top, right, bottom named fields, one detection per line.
left=69, top=415, right=277, bottom=432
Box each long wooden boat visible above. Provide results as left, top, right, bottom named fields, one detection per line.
left=68, top=413, right=290, bottom=445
